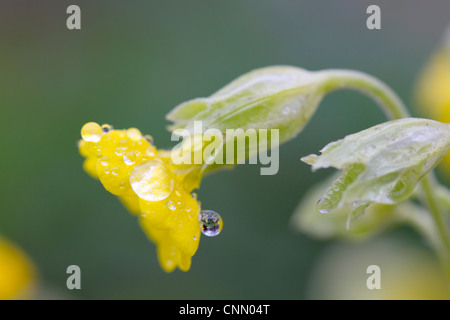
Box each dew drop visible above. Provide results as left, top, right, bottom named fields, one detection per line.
left=81, top=122, right=103, bottom=143
left=144, top=147, right=155, bottom=158
left=115, top=147, right=125, bottom=156
left=318, top=209, right=329, bottom=214
left=101, top=124, right=114, bottom=133
left=111, top=166, right=120, bottom=176
left=123, top=151, right=136, bottom=165
left=100, top=157, right=110, bottom=166
left=166, top=200, right=176, bottom=211
left=130, top=160, right=174, bottom=201
left=127, top=128, right=142, bottom=141
left=282, top=105, right=291, bottom=115
left=198, top=210, right=223, bottom=237
left=144, top=135, right=154, bottom=144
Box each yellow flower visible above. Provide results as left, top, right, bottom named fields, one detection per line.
left=416, top=41, right=450, bottom=174
left=0, top=236, right=36, bottom=300
left=78, top=122, right=203, bottom=272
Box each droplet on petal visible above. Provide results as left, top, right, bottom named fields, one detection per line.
left=166, top=200, right=176, bottom=211
left=130, top=160, right=174, bottom=201
left=199, top=210, right=223, bottom=237
left=99, top=157, right=109, bottom=166
left=101, top=124, right=114, bottom=133
left=115, top=147, right=125, bottom=156
left=111, top=166, right=120, bottom=176
left=127, top=128, right=142, bottom=141
left=123, top=151, right=136, bottom=165
left=81, top=122, right=103, bottom=142
left=144, top=135, right=154, bottom=144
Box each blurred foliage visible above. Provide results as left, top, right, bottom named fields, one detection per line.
left=1, top=0, right=450, bottom=299
left=308, top=238, right=450, bottom=299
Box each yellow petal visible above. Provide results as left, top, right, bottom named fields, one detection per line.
left=0, top=237, right=36, bottom=300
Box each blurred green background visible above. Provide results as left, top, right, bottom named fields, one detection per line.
left=1, top=0, right=450, bottom=299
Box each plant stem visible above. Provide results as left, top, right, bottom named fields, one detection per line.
left=421, top=174, right=450, bottom=276
left=320, top=69, right=450, bottom=276
left=319, top=69, right=410, bottom=119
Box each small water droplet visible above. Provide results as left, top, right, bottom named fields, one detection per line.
left=166, top=200, right=176, bottom=211
left=318, top=209, right=329, bottom=214
left=193, top=235, right=199, bottom=241
left=198, top=210, right=223, bottom=237
left=130, top=160, right=174, bottom=201
left=111, top=166, right=120, bottom=175
left=144, top=135, right=154, bottom=144
left=81, top=122, right=102, bottom=143
left=127, top=128, right=142, bottom=141
left=123, top=151, right=136, bottom=165
left=116, top=147, right=126, bottom=156
left=101, top=124, right=114, bottom=133
left=144, top=147, right=155, bottom=158
left=100, top=157, right=110, bottom=166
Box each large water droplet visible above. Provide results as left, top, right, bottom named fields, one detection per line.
left=81, top=122, right=102, bottom=143
left=130, top=160, right=174, bottom=201
left=198, top=210, right=223, bottom=237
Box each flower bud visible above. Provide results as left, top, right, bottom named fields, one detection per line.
left=167, top=66, right=328, bottom=147
left=301, top=118, right=450, bottom=225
